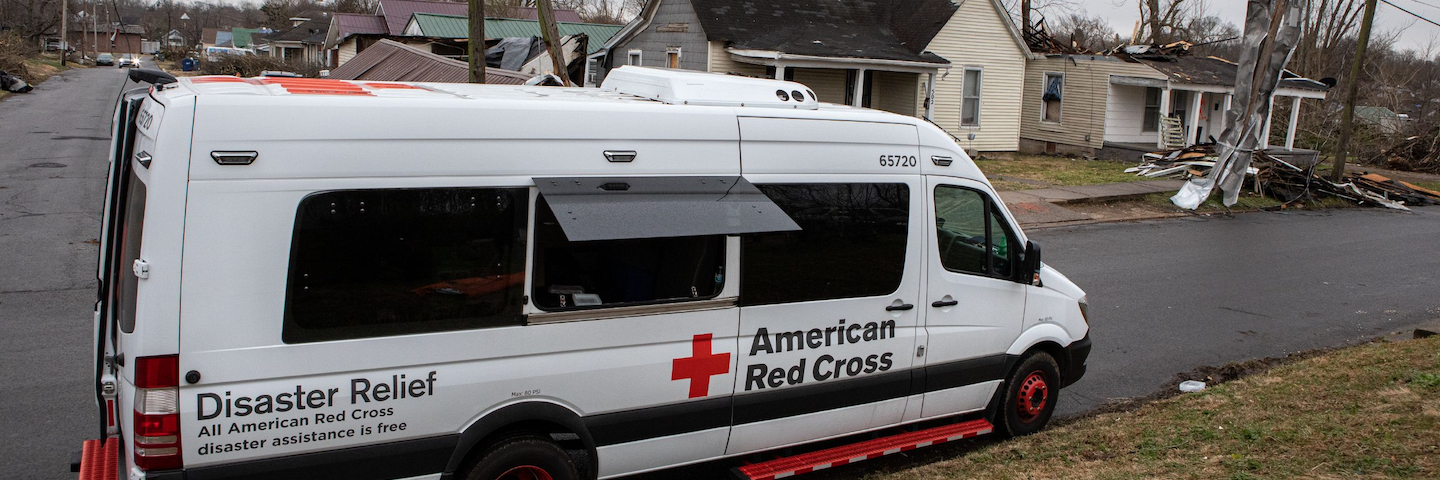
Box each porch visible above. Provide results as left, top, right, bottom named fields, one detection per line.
left=1106, top=75, right=1328, bottom=153
left=726, top=49, right=945, bottom=120
left=1098, top=141, right=1322, bottom=166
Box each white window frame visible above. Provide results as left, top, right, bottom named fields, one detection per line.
left=627, top=49, right=642, bottom=66
left=960, top=67, right=983, bottom=128
left=666, top=46, right=681, bottom=69
left=1041, top=72, right=1064, bottom=124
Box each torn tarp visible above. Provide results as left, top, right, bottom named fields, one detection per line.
left=1172, top=0, right=1306, bottom=209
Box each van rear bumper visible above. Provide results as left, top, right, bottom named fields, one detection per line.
left=1060, top=334, right=1092, bottom=388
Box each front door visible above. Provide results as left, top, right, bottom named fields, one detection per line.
left=920, top=176, right=1027, bottom=418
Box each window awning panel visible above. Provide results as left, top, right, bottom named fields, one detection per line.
left=533, top=176, right=801, bottom=242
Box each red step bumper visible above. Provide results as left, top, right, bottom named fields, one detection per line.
left=735, top=418, right=994, bottom=480
left=77, top=439, right=119, bottom=480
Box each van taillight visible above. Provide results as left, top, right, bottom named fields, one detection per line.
left=133, top=354, right=181, bottom=471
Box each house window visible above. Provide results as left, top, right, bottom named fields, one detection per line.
left=1143, top=87, right=1162, bottom=132
left=666, top=47, right=680, bottom=68
left=627, top=49, right=641, bottom=66
left=1042, top=73, right=1063, bottom=123
left=962, top=68, right=982, bottom=126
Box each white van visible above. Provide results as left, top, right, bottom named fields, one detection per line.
left=79, top=67, right=1090, bottom=480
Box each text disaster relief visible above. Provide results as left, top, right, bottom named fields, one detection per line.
left=192, top=371, right=437, bottom=456
left=746, top=319, right=896, bottom=390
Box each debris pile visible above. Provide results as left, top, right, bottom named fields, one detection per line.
left=1372, top=131, right=1440, bottom=174
left=0, top=69, right=32, bottom=93
left=1126, top=145, right=1440, bottom=210
left=1124, top=144, right=1256, bottom=179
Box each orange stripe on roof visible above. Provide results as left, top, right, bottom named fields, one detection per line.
left=190, top=76, right=248, bottom=83
left=361, top=82, right=425, bottom=90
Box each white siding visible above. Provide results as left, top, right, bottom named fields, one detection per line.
left=871, top=71, right=919, bottom=117
left=337, top=40, right=359, bottom=66
left=707, top=41, right=765, bottom=76
left=791, top=68, right=848, bottom=104
left=924, top=0, right=1028, bottom=152
left=1104, top=83, right=1157, bottom=144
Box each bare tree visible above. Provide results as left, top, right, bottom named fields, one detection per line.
left=1050, top=13, right=1116, bottom=51
left=1137, top=0, right=1197, bottom=44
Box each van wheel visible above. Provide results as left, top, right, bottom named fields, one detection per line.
left=461, top=435, right=579, bottom=480
left=997, top=352, right=1060, bottom=437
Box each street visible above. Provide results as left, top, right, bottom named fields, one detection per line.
left=2, top=68, right=1438, bottom=479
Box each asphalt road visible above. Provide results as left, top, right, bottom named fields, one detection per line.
left=2, top=67, right=1438, bottom=479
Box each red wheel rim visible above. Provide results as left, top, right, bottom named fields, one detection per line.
left=497, top=465, right=553, bottom=480
left=1015, top=370, right=1049, bottom=423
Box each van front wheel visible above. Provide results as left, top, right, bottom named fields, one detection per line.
left=997, top=352, right=1060, bottom=437
left=461, top=435, right=579, bottom=480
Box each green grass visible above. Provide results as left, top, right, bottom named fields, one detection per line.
left=975, top=155, right=1145, bottom=191
left=866, top=336, right=1440, bottom=480
left=1410, top=180, right=1440, bottom=192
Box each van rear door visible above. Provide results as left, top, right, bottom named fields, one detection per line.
left=93, top=88, right=150, bottom=440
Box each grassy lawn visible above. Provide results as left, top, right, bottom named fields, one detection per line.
left=976, top=156, right=1146, bottom=191
left=1411, top=180, right=1440, bottom=192
left=869, top=335, right=1440, bottom=480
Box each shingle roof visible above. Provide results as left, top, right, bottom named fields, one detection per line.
left=329, top=13, right=388, bottom=47
left=327, top=38, right=531, bottom=84
left=202, top=27, right=220, bottom=44
left=406, top=14, right=622, bottom=54
left=683, top=0, right=958, bottom=64
left=1132, top=56, right=1329, bottom=92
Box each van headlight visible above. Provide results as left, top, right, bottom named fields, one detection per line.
left=1078, top=296, right=1090, bottom=325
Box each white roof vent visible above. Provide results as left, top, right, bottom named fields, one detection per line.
left=601, top=66, right=820, bottom=109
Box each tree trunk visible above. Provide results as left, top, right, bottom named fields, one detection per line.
left=467, top=0, right=484, bottom=83
left=1330, top=0, right=1378, bottom=181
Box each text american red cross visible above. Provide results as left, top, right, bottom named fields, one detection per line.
left=671, top=333, right=731, bottom=398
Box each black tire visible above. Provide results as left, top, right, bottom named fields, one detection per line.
left=996, top=352, right=1061, bottom=437
left=461, top=434, right=579, bottom=480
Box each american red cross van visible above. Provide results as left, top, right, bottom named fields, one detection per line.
left=78, top=66, right=1091, bottom=480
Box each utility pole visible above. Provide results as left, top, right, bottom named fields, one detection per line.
left=1330, top=0, right=1378, bottom=182
left=536, top=0, right=569, bottom=86
left=60, top=0, right=68, bottom=66
left=466, top=0, right=484, bottom=83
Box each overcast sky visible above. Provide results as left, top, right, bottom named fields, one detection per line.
left=1072, top=0, right=1440, bottom=54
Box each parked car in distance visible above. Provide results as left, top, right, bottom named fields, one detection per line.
left=95, top=53, right=114, bottom=66
left=118, top=55, right=140, bottom=68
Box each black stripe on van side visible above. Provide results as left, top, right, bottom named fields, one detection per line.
left=181, top=434, right=457, bottom=480
left=584, top=354, right=1011, bottom=446
left=584, top=396, right=733, bottom=446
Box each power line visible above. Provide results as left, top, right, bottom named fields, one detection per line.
left=1399, top=0, right=1440, bottom=11
left=1381, top=0, right=1440, bottom=28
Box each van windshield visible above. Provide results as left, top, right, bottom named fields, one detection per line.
left=115, top=171, right=146, bottom=333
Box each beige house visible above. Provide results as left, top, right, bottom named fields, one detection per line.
left=1020, top=53, right=1330, bottom=158
left=599, top=0, right=1035, bottom=153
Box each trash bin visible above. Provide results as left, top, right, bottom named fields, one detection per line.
left=181, top=58, right=196, bottom=72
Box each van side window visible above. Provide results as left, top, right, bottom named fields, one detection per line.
left=741, top=183, right=909, bottom=306
left=531, top=197, right=725, bottom=310
left=116, top=171, right=147, bottom=333
left=934, top=185, right=1016, bottom=278
left=282, top=188, right=528, bottom=343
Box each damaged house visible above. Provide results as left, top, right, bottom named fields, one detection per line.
left=1018, top=44, right=1330, bottom=160
left=595, top=0, right=1037, bottom=154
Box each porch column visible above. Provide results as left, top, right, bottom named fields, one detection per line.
left=851, top=68, right=867, bottom=107
left=1261, top=95, right=1275, bottom=149
left=1285, top=97, right=1301, bottom=150
left=924, top=72, right=936, bottom=121
left=1185, top=90, right=1202, bottom=146
left=1222, top=93, right=1233, bottom=125
left=1157, top=88, right=1172, bottom=149
left=774, top=62, right=786, bottom=80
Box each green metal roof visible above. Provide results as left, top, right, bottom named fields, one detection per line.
left=231, top=28, right=266, bottom=48
left=407, top=14, right=621, bottom=55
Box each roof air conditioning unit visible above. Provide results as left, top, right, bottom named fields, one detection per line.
left=600, top=66, right=820, bottom=109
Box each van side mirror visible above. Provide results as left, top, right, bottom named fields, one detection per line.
left=1017, top=241, right=1042, bottom=286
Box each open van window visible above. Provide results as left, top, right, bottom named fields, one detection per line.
left=531, top=196, right=725, bottom=311
left=741, top=183, right=910, bottom=306
left=115, top=171, right=146, bottom=333
left=282, top=188, right=528, bottom=343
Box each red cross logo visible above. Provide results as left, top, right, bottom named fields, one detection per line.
left=671, top=333, right=731, bottom=398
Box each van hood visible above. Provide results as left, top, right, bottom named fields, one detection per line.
left=1039, top=263, right=1085, bottom=301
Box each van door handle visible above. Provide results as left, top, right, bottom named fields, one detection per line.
left=885, top=303, right=915, bottom=311
left=931, top=299, right=959, bottom=308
